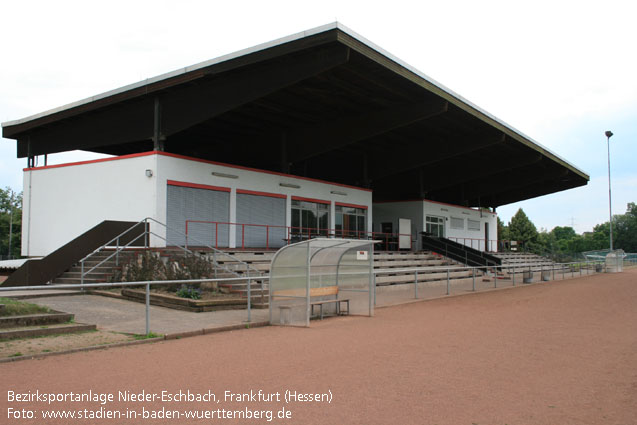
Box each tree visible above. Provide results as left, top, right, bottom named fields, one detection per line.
left=508, top=208, right=540, bottom=253
left=497, top=217, right=509, bottom=240
left=613, top=202, right=637, bottom=252
left=0, top=187, right=22, bottom=259
left=551, top=226, right=576, bottom=241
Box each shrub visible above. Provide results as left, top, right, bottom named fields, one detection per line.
left=176, top=284, right=202, bottom=300
left=110, top=252, right=218, bottom=293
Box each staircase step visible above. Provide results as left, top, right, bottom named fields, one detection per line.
left=57, top=272, right=111, bottom=279
left=53, top=277, right=108, bottom=284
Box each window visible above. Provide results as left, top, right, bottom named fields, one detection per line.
left=468, top=219, right=480, bottom=231
left=450, top=217, right=464, bottom=230
left=291, top=200, right=329, bottom=238
left=425, top=215, right=445, bottom=237
left=335, top=205, right=367, bottom=238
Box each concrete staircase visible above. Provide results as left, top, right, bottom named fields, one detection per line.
left=52, top=249, right=142, bottom=284
left=492, top=252, right=557, bottom=272
left=52, top=248, right=480, bottom=307
left=374, top=251, right=475, bottom=285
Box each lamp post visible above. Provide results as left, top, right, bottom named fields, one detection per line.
left=7, top=190, right=14, bottom=260
left=605, top=130, right=613, bottom=251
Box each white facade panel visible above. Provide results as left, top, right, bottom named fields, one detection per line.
left=21, top=152, right=374, bottom=256
left=372, top=200, right=498, bottom=252
left=422, top=200, right=498, bottom=252
left=21, top=155, right=157, bottom=257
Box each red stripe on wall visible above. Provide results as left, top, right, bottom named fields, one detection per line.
left=236, top=189, right=287, bottom=199
left=167, top=180, right=231, bottom=192
left=291, top=196, right=331, bottom=205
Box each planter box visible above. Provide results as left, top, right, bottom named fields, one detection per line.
left=121, top=289, right=248, bottom=312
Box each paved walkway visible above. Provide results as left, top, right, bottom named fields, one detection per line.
left=22, top=294, right=268, bottom=336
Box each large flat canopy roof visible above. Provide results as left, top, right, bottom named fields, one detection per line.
left=2, top=23, right=588, bottom=208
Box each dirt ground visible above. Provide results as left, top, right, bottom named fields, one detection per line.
left=0, top=330, right=138, bottom=359
left=1, top=269, right=635, bottom=424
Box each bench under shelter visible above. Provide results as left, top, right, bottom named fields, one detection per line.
left=269, top=238, right=377, bottom=327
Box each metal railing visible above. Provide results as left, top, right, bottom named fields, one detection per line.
left=1, top=258, right=608, bottom=336
left=79, top=218, right=261, bottom=285
left=446, top=236, right=499, bottom=252
left=184, top=220, right=415, bottom=250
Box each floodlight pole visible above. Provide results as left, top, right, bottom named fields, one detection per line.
left=605, top=130, right=614, bottom=251
left=7, top=190, right=14, bottom=260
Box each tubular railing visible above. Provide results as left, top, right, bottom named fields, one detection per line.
left=421, top=234, right=502, bottom=270
left=79, top=218, right=263, bottom=297
left=447, top=236, right=499, bottom=252
left=1, top=259, right=607, bottom=335
left=184, top=220, right=415, bottom=250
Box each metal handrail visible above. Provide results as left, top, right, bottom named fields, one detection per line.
left=149, top=218, right=260, bottom=276
left=81, top=231, right=148, bottom=283
left=80, top=217, right=261, bottom=285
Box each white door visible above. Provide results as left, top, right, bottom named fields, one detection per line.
left=398, top=218, right=411, bottom=249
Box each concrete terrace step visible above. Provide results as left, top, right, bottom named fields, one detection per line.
left=376, top=270, right=473, bottom=285
left=374, top=259, right=454, bottom=268
left=65, top=266, right=116, bottom=274
left=54, top=277, right=110, bottom=284
left=374, top=252, right=437, bottom=260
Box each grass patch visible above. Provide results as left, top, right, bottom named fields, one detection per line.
left=0, top=297, right=51, bottom=317
left=8, top=352, right=23, bottom=357
left=132, top=332, right=162, bottom=340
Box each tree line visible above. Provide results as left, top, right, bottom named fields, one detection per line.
left=498, top=202, right=637, bottom=259
left=1, top=187, right=22, bottom=259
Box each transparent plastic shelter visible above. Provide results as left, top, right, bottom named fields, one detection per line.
left=605, top=249, right=625, bottom=273
left=269, top=238, right=378, bottom=327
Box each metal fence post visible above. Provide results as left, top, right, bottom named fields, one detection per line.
left=81, top=261, right=85, bottom=286
left=247, top=270, right=252, bottom=323
left=116, top=237, right=120, bottom=266
left=145, top=283, right=150, bottom=336
left=446, top=268, right=450, bottom=295
left=373, top=272, right=377, bottom=306
left=414, top=270, right=418, bottom=299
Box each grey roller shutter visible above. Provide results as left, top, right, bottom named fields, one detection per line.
left=166, top=185, right=230, bottom=247
left=236, top=193, right=286, bottom=248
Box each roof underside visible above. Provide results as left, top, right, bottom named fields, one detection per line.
left=2, top=24, right=588, bottom=208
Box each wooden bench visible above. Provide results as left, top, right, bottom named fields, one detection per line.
left=274, top=286, right=349, bottom=322
left=309, top=286, right=349, bottom=320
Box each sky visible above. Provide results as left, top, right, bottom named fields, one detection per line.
left=1, top=0, right=635, bottom=234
